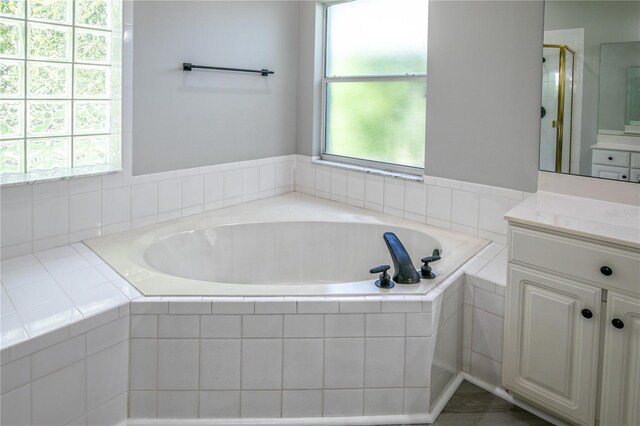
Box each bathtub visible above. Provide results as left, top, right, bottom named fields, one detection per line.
left=86, top=193, right=487, bottom=296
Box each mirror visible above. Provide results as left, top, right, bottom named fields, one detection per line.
left=540, top=1, right=640, bottom=183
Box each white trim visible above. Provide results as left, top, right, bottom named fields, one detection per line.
left=0, top=164, right=121, bottom=186
left=428, top=372, right=465, bottom=422
left=311, top=157, right=423, bottom=182
left=319, top=154, right=423, bottom=177
left=325, top=74, right=426, bottom=82
left=124, top=373, right=467, bottom=425
left=126, top=415, right=432, bottom=426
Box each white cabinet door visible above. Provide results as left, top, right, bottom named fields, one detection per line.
left=503, top=265, right=601, bottom=425
left=592, top=164, right=630, bottom=181
left=599, top=292, right=640, bottom=426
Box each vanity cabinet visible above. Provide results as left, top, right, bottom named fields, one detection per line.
left=503, top=265, right=601, bottom=425
left=503, top=224, right=640, bottom=426
left=591, top=148, right=640, bottom=182
left=599, top=292, right=640, bottom=426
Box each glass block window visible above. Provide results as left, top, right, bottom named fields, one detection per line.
left=323, top=0, right=428, bottom=173
left=0, top=0, right=122, bottom=182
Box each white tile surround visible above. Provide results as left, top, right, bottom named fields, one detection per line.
left=1, top=295, right=130, bottom=426
left=125, top=274, right=465, bottom=421
left=0, top=154, right=528, bottom=260
left=1, top=257, right=491, bottom=425
left=295, top=156, right=533, bottom=245
left=0, top=155, right=521, bottom=425
left=0, top=155, right=296, bottom=260
left=461, top=243, right=508, bottom=388
left=0, top=246, right=508, bottom=425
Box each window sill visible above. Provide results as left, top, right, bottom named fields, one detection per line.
left=0, top=164, right=123, bottom=187
left=311, top=157, right=424, bottom=182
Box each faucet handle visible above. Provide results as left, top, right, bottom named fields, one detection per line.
left=370, top=264, right=394, bottom=289
left=420, top=250, right=442, bottom=279
left=370, top=264, right=390, bottom=274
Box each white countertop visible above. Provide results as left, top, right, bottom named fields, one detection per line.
left=591, top=142, right=640, bottom=153
left=593, top=133, right=640, bottom=152
left=505, top=191, right=640, bottom=249
left=0, top=243, right=140, bottom=350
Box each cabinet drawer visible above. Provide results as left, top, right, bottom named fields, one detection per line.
left=631, top=153, right=640, bottom=168
left=631, top=168, right=640, bottom=183
left=592, top=164, right=630, bottom=181
left=593, top=149, right=630, bottom=167
left=509, top=226, right=640, bottom=297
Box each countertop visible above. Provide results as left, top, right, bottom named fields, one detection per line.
left=591, top=142, right=640, bottom=153
left=505, top=191, right=640, bottom=249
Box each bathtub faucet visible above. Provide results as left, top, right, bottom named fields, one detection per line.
left=382, top=232, right=421, bottom=284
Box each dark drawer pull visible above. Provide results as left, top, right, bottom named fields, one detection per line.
left=608, top=156, right=613, bottom=160
left=600, top=266, right=613, bottom=276
left=581, top=309, right=593, bottom=319
left=612, top=318, right=624, bottom=329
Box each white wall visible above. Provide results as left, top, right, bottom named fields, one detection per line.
left=132, top=1, right=299, bottom=175
left=295, top=2, right=324, bottom=158
left=424, top=1, right=543, bottom=192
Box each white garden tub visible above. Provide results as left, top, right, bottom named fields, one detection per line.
left=86, top=193, right=487, bottom=296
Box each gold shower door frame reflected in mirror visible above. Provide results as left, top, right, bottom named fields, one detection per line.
left=544, top=44, right=576, bottom=172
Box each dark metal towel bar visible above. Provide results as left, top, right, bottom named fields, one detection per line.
left=182, top=63, right=274, bottom=76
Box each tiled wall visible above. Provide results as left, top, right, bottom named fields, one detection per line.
left=429, top=273, right=464, bottom=408
left=0, top=154, right=521, bottom=424
left=127, top=274, right=464, bottom=420
left=1, top=153, right=527, bottom=263
left=0, top=259, right=493, bottom=425
left=461, top=243, right=507, bottom=388
left=295, top=156, right=532, bottom=245
left=0, top=155, right=295, bottom=260
left=0, top=306, right=130, bottom=426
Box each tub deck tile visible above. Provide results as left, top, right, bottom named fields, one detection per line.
left=207, top=297, right=254, bottom=315
left=251, top=297, right=297, bottom=314
left=294, top=297, right=340, bottom=314
left=339, top=297, right=381, bottom=314
left=381, top=296, right=422, bottom=313
left=131, top=299, right=169, bottom=315
left=166, top=299, right=212, bottom=315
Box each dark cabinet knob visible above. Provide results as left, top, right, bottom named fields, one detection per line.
left=612, top=318, right=624, bottom=329
left=608, top=156, right=613, bottom=160
left=600, top=266, right=613, bottom=276
left=581, top=309, right=593, bottom=319
left=622, top=175, right=627, bottom=180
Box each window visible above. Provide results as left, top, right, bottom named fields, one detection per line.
left=0, top=0, right=122, bottom=184
left=323, top=0, right=428, bottom=173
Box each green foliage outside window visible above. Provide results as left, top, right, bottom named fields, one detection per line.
left=324, top=0, right=428, bottom=170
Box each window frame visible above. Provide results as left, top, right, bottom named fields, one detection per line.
left=0, top=0, right=123, bottom=186
left=320, top=1, right=427, bottom=176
